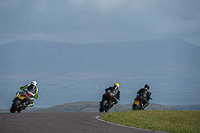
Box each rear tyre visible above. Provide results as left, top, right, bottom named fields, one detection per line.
left=17, top=105, right=25, bottom=113
left=10, top=100, right=21, bottom=113
left=132, top=104, right=139, bottom=110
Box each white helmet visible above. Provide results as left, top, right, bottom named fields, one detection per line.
left=31, top=81, right=37, bottom=86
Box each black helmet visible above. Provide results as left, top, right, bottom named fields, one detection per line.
left=144, top=84, right=150, bottom=90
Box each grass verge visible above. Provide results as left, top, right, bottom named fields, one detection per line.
left=100, top=110, right=200, bottom=133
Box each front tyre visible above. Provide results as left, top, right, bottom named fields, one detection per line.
left=99, top=100, right=108, bottom=112
left=10, top=100, right=21, bottom=113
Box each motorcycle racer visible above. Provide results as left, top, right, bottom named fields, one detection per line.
left=19, top=80, right=39, bottom=109
left=103, top=83, right=121, bottom=107
left=137, top=84, right=152, bottom=109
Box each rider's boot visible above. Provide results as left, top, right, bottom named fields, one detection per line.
left=27, top=103, right=34, bottom=107
left=110, top=102, right=115, bottom=108
left=142, top=102, right=149, bottom=109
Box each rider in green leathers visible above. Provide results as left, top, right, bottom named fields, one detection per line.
left=20, top=80, right=39, bottom=109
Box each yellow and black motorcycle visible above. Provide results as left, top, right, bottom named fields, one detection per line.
left=10, top=90, right=31, bottom=113
left=132, top=95, right=151, bottom=110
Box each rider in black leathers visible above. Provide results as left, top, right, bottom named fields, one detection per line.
left=137, top=84, right=152, bottom=109
left=101, top=83, right=120, bottom=107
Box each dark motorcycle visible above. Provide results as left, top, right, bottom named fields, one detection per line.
left=132, top=94, right=152, bottom=110
left=10, top=90, right=32, bottom=113
left=99, top=92, right=116, bottom=112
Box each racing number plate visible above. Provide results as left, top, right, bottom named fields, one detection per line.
left=134, top=100, right=140, bottom=105
left=18, top=94, right=25, bottom=100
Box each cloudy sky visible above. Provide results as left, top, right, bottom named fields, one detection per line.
left=0, top=0, right=200, bottom=46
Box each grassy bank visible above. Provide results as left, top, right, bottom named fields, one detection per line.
left=100, top=110, right=200, bottom=133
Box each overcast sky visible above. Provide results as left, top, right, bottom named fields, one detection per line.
left=0, top=0, right=200, bottom=46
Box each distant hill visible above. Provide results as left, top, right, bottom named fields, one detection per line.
left=0, top=39, right=200, bottom=76
left=0, top=39, right=200, bottom=108
left=1, top=101, right=200, bottom=113
left=166, top=104, right=200, bottom=111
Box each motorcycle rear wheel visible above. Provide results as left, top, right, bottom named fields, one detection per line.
left=10, top=100, right=21, bottom=113
left=132, top=103, right=144, bottom=110
left=132, top=104, right=138, bottom=110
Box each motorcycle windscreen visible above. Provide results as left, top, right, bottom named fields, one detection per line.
left=134, top=100, right=140, bottom=105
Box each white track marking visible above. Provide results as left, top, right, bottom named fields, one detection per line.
left=95, top=115, right=169, bottom=133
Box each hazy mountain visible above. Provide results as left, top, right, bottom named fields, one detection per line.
left=0, top=39, right=200, bottom=76
left=0, top=39, right=200, bottom=109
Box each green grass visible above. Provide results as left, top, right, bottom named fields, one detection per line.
left=100, top=110, right=200, bottom=133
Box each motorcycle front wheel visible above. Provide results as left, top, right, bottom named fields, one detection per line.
left=10, top=99, right=21, bottom=113
left=99, top=100, right=108, bottom=112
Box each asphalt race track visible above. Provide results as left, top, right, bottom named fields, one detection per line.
left=0, top=112, right=168, bottom=133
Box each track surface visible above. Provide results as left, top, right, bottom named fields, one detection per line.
left=0, top=112, right=167, bottom=133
